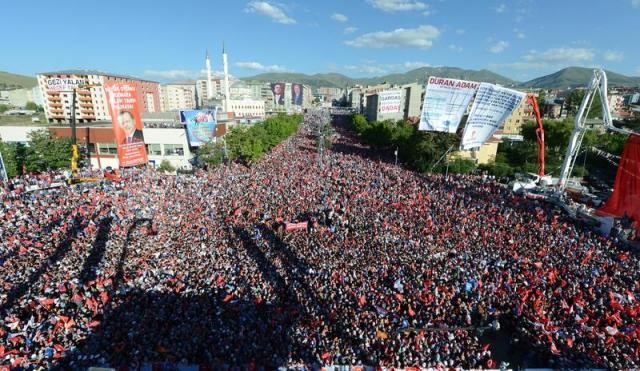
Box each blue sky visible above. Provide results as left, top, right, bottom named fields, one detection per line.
left=3, top=0, right=640, bottom=82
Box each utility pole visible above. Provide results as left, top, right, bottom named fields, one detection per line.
left=394, top=146, right=398, bottom=166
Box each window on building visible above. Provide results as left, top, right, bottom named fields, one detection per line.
left=97, top=143, right=118, bottom=155
left=164, top=144, right=184, bottom=156
left=146, top=143, right=162, bottom=156
left=87, top=143, right=97, bottom=154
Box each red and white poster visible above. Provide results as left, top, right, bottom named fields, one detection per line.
left=104, top=81, right=148, bottom=167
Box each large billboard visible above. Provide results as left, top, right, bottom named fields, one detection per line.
left=271, top=82, right=285, bottom=106
left=419, top=76, right=479, bottom=133
left=291, top=83, right=303, bottom=106
left=180, top=109, right=218, bottom=146
left=104, top=81, right=148, bottom=167
left=461, top=83, right=525, bottom=150
left=45, top=77, right=87, bottom=92
left=379, top=90, right=402, bottom=114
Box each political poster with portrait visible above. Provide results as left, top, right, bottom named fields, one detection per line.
left=379, top=90, right=402, bottom=113
left=461, top=83, right=525, bottom=150
left=104, top=81, right=148, bottom=167
left=291, top=83, right=304, bottom=106
left=271, top=82, right=285, bottom=106
left=419, top=76, right=479, bottom=133
left=180, top=109, right=218, bottom=146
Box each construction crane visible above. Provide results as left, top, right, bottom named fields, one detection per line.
left=556, top=68, right=631, bottom=193
left=527, top=93, right=545, bottom=177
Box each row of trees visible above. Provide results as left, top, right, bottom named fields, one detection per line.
left=0, top=129, right=72, bottom=177
left=0, top=101, right=42, bottom=113
left=351, top=113, right=630, bottom=180
left=197, top=114, right=302, bottom=167
left=351, top=114, right=476, bottom=174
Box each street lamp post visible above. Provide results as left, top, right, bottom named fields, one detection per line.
left=68, top=83, right=101, bottom=173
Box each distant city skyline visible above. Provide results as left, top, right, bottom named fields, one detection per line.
left=3, top=0, right=640, bottom=82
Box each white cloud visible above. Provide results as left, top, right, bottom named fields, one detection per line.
left=495, top=4, right=506, bottom=13
left=331, top=13, right=348, bottom=22
left=490, top=62, right=547, bottom=70
left=513, top=28, right=526, bottom=39
left=236, top=61, right=291, bottom=72
left=344, top=26, right=358, bottom=34
left=403, top=61, right=431, bottom=69
left=604, top=50, right=624, bottom=62
left=344, top=64, right=388, bottom=75
left=345, top=25, right=440, bottom=49
left=633, top=0, right=640, bottom=8
left=489, top=40, right=509, bottom=53
left=455, top=29, right=466, bottom=35
left=245, top=1, right=296, bottom=24
left=449, top=44, right=463, bottom=52
left=422, top=8, right=431, bottom=16
left=496, top=47, right=599, bottom=72
left=522, top=47, right=595, bottom=63
left=144, top=69, right=203, bottom=80
left=367, top=0, right=427, bottom=12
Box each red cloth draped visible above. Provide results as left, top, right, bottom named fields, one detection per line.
left=598, top=135, right=640, bottom=229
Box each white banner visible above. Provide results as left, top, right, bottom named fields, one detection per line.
left=379, top=90, right=402, bottom=114
left=461, top=83, right=525, bottom=150
left=419, top=76, right=479, bottom=133
left=45, top=78, right=87, bottom=92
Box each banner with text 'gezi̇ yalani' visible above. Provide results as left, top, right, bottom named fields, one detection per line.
left=419, top=76, right=479, bottom=133
left=460, top=83, right=525, bottom=150
left=104, top=81, right=148, bottom=167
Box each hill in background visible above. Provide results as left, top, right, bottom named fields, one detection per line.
left=0, top=71, right=38, bottom=90
left=2, top=66, right=639, bottom=94
left=241, top=67, right=517, bottom=89
left=519, top=67, right=640, bottom=89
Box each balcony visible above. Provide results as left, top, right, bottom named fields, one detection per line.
left=78, top=96, right=92, bottom=102
left=49, top=103, right=63, bottom=108
left=79, top=103, right=93, bottom=108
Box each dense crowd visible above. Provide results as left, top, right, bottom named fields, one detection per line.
left=1, top=115, right=639, bottom=370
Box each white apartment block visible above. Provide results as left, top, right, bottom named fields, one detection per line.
left=37, top=70, right=161, bottom=124
left=161, top=82, right=197, bottom=111
left=227, top=99, right=265, bottom=118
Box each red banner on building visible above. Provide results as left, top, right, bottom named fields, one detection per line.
left=104, top=81, right=148, bottom=167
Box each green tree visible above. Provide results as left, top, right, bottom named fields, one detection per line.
left=0, top=141, right=19, bottom=178
left=197, top=140, right=226, bottom=166
left=447, top=158, right=477, bottom=174
left=25, top=101, right=39, bottom=111
left=25, top=129, right=72, bottom=171
left=352, top=114, right=370, bottom=134
left=0, top=104, right=10, bottom=114
left=157, top=159, right=176, bottom=172
left=565, top=89, right=602, bottom=119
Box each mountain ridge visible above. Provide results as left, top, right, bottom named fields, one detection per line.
left=2, top=67, right=639, bottom=93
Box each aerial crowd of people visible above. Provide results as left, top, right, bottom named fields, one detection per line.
left=1, top=113, right=639, bottom=370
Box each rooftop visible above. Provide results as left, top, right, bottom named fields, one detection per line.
left=37, top=70, right=159, bottom=84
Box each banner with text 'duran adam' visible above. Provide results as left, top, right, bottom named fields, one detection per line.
left=461, top=83, right=525, bottom=150
left=419, top=76, right=479, bottom=133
